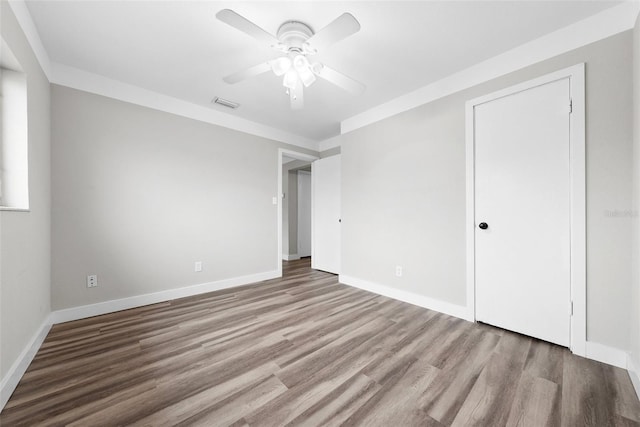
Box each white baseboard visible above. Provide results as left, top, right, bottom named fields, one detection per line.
left=338, top=276, right=635, bottom=371
left=0, top=269, right=280, bottom=412
left=585, top=341, right=628, bottom=369
left=1, top=314, right=53, bottom=412
left=628, top=355, right=640, bottom=400
left=51, top=270, right=280, bottom=324
left=282, top=254, right=300, bottom=261
left=339, top=275, right=472, bottom=321
left=4, top=270, right=633, bottom=413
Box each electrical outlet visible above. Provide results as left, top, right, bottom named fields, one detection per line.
left=395, top=266, right=403, bottom=277
left=195, top=261, right=202, bottom=272
left=87, top=275, right=98, bottom=288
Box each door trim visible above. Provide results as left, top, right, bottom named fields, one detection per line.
left=297, top=170, right=312, bottom=258
left=277, top=149, right=319, bottom=277
left=465, top=63, right=586, bottom=356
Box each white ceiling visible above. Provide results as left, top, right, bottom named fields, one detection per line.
left=24, top=1, right=620, bottom=142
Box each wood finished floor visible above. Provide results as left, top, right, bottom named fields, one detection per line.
left=2, top=258, right=640, bottom=426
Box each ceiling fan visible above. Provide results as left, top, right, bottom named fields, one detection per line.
left=216, top=9, right=366, bottom=110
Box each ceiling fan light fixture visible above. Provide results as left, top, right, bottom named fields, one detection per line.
left=271, top=57, right=292, bottom=76
left=293, top=54, right=308, bottom=70
left=217, top=9, right=365, bottom=109
left=302, top=42, right=318, bottom=56
left=299, top=67, right=316, bottom=87
left=293, top=55, right=316, bottom=87
left=283, top=69, right=298, bottom=90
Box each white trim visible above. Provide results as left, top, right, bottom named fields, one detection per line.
left=311, top=161, right=316, bottom=268
left=583, top=342, right=628, bottom=369
left=0, top=269, right=281, bottom=411
left=464, top=102, right=475, bottom=322
left=568, top=65, right=587, bottom=357
left=11, top=0, right=637, bottom=151
left=465, top=64, right=587, bottom=356
left=6, top=0, right=52, bottom=79
left=277, top=149, right=319, bottom=278
left=342, top=1, right=638, bottom=135
left=282, top=253, right=300, bottom=261
left=7, top=0, right=318, bottom=150
left=628, top=355, right=640, bottom=400
left=0, top=315, right=53, bottom=411
left=318, top=135, right=342, bottom=152
left=339, top=276, right=629, bottom=371
left=0, top=37, right=22, bottom=72
left=51, top=63, right=318, bottom=151
left=339, top=275, right=472, bottom=322
left=51, top=270, right=279, bottom=324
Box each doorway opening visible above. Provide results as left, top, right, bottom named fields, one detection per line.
left=277, top=149, right=318, bottom=277
left=283, top=159, right=312, bottom=261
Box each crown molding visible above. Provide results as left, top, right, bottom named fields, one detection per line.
left=7, top=0, right=319, bottom=151
left=51, top=63, right=318, bottom=150
left=341, top=1, right=640, bottom=135
left=7, top=0, right=52, bottom=79
left=10, top=0, right=638, bottom=149
left=318, top=135, right=342, bottom=152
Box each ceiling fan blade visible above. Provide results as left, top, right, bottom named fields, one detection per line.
left=290, top=84, right=304, bottom=110
left=313, top=64, right=365, bottom=95
left=216, top=9, right=280, bottom=47
left=306, top=13, right=360, bottom=52
left=223, top=62, right=271, bottom=84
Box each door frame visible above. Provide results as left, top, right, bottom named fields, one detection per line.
left=277, top=148, right=319, bottom=277
left=297, top=170, right=312, bottom=258
left=465, top=63, right=586, bottom=356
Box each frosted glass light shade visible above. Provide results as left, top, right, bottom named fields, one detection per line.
left=293, top=55, right=316, bottom=87
left=293, top=55, right=308, bottom=70
left=298, top=68, right=316, bottom=87
left=271, top=57, right=292, bottom=76
left=283, top=69, right=298, bottom=90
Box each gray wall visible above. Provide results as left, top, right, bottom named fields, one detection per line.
left=0, top=3, right=51, bottom=379
left=51, top=85, right=316, bottom=310
left=342, top=32, right=634, bottom=350
left=631, top=14, right=640, bottom=372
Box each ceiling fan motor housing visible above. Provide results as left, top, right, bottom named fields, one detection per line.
left=277, top=21, right=314, bottom=51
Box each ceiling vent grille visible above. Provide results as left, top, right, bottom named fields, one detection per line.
left=212, top=97, right=240, bottom=109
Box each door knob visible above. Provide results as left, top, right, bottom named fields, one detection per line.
left=479, top=222, right=488, bottom=230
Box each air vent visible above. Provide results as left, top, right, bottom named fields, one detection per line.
left=212, top=97, right=240, bottom=109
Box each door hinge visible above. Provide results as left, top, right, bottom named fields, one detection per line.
left=569, top=99, right=573, bottom=114
left=570, top=301, right=573, bottom=316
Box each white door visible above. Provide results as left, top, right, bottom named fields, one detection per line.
left=312, top=155, right=341, bottom=274
left=297, top=171, right=312, bottom=257
left=475, top=78, right=571, bottom=347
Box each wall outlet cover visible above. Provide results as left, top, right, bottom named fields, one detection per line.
left=395, top=266, right=403, bottom=277
left=87, top=275, right=98, bottom=288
